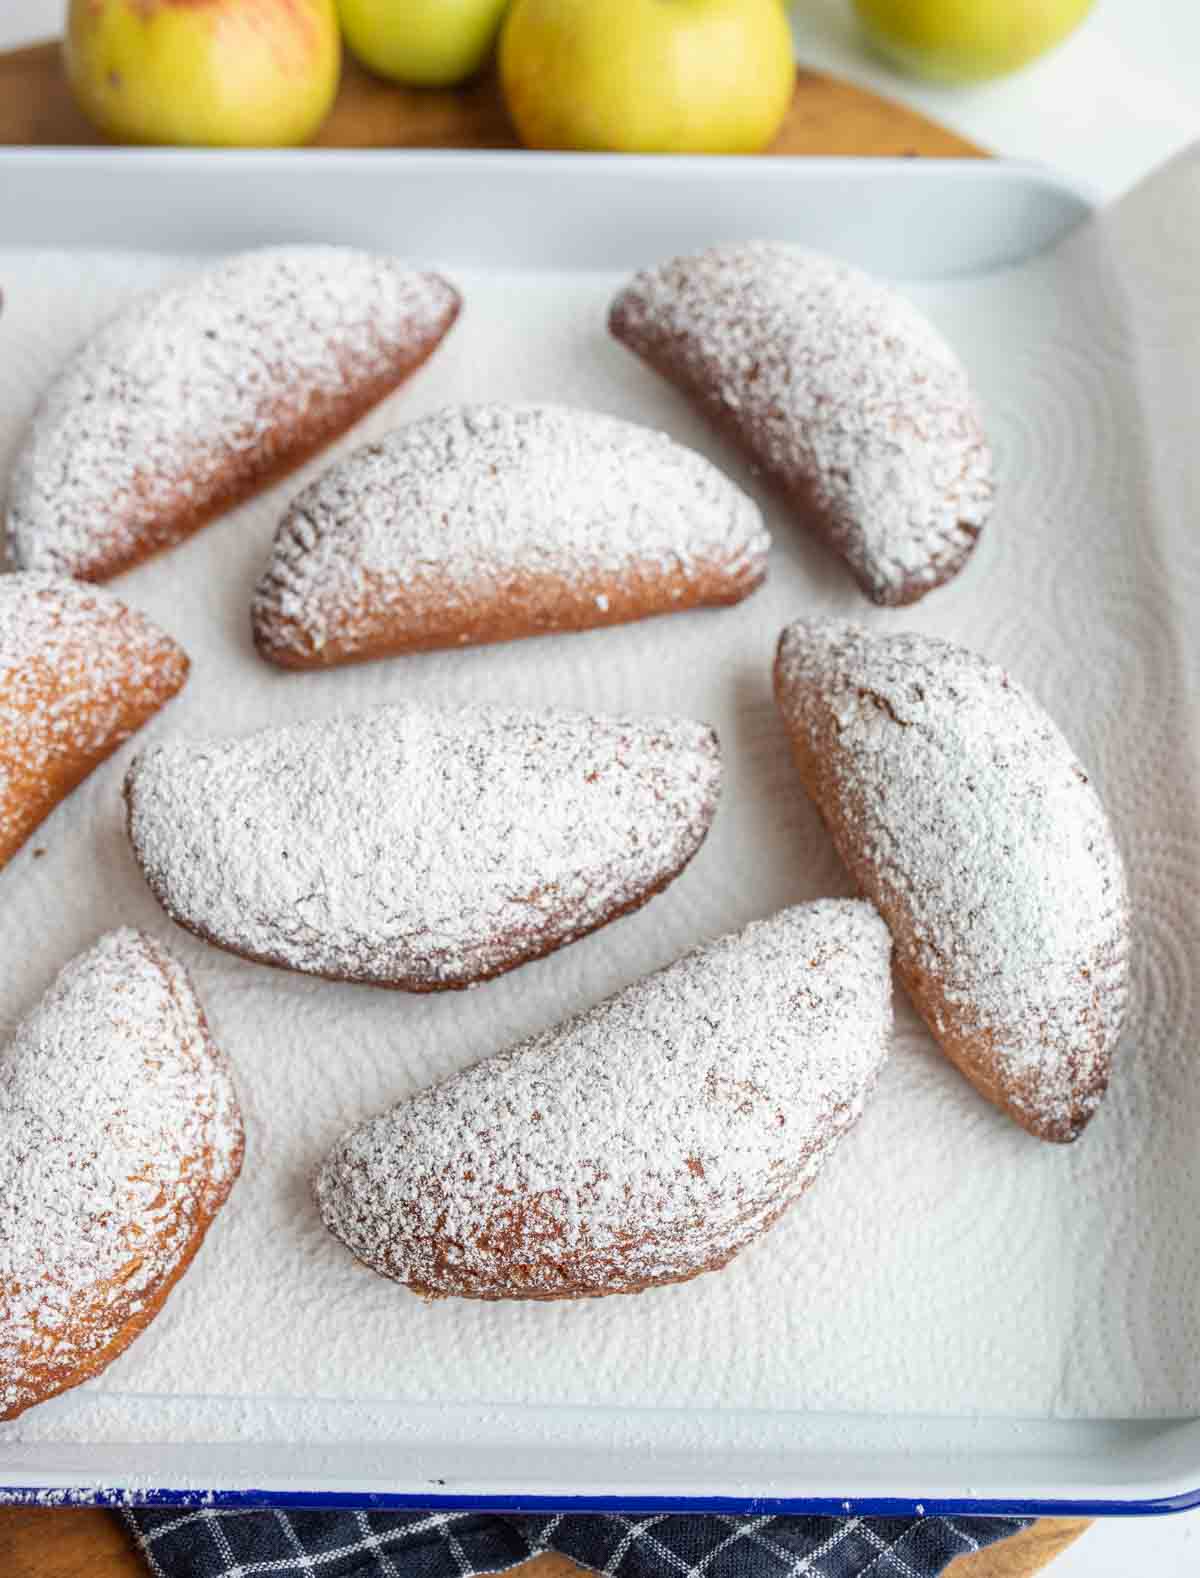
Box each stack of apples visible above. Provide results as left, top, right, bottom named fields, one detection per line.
left=66, top=0, right=1093, bottom=154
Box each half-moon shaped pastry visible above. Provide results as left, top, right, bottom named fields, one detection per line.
left=774, top=618, right=1131, bottom=1142
left=1, top=572, right=188, bottom=870
left=609, top=243, right=994, bottom=606
left=315, top=899, right=892, bottom=1299
left=125, top=703, right=721, bottom=989
left=252, top=403, right=770, bottom=668
left=6, top=247, right=461, bottom=583
left=0, top=929, right=243, bottom=1421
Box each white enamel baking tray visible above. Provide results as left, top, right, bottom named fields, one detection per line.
left=1, top=149, right=1195, bottom=1518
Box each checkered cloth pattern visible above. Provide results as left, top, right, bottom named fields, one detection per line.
left=124, top=1508, right=1031, bottom=1578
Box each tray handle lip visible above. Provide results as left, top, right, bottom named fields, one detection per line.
left=0, top=147, right=1097, bottom=275
left=0, top=144, right=1096, bottom=196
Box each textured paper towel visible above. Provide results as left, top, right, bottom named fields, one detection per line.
left=0, top=151, right=1197, bottom=1443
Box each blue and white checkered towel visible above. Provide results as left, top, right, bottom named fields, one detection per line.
left=124, top=1508, right=1030, bottom=1578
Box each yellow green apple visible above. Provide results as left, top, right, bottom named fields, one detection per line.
left=337, top=0, right=511, bottom=86
left=65, top=0, right=341, bottom=147
left=853, top=0, right=1094, bottom=84
left=499, top=0, right=795, bottom=153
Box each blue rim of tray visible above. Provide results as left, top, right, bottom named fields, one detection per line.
left=2, top=1486, right=1200, bottom=1515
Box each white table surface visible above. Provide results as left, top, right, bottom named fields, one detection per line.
left=2, top=0, right=1199, bottom=1569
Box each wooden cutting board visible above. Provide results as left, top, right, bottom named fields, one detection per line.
left=0, top=39, right=986, bottom=155
left=0, top=32, right=1089, bottom=1578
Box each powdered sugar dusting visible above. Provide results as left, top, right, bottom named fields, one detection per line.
left=0, top=929, right=242, bottom=1420
left=0, top=572, right=187, bottom=864
left=316, top=899, right=893, bottom=1299
left=610, top=242, right=994, bottom=605
left=252, top=403, right=769, bottom=663
left=774, top=619, right=1131, bottom=1138
left=124, top=703, right=722, bottom=989
left=5, top=247, right=459, bottom=582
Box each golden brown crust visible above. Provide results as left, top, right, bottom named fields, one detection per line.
left=0, top=575, right=188, bottom=872
left=315, top=903, right=894, bottom=1299
left=68, top=324, right=459, bottom=586
left=2, top=1127, right=245, bottom=1421
left=401, top=1203, right=789, bottom=1302
left=781, top=723, right=1099, bottom=1142
left=610, top=326, right=973, bottom=608
left=609, top=244, right=993, bottom=607
left=0, top=930, right=244, bottom=1420
left=123, top=705, right=723, bottom=991
left=773, top=620, right=1130, bottom=1144
left=125, top=780, right=702, bottom=992
left=254, top=557, right=764, bottom=670
left=7, top=250, right=463, bottom=585
left=250, top=405, right=770, bottom=670
left=128, top=833, right=694, bottom=990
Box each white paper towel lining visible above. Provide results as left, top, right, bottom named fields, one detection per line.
left=0, top=149, right=1198, bottom=1442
